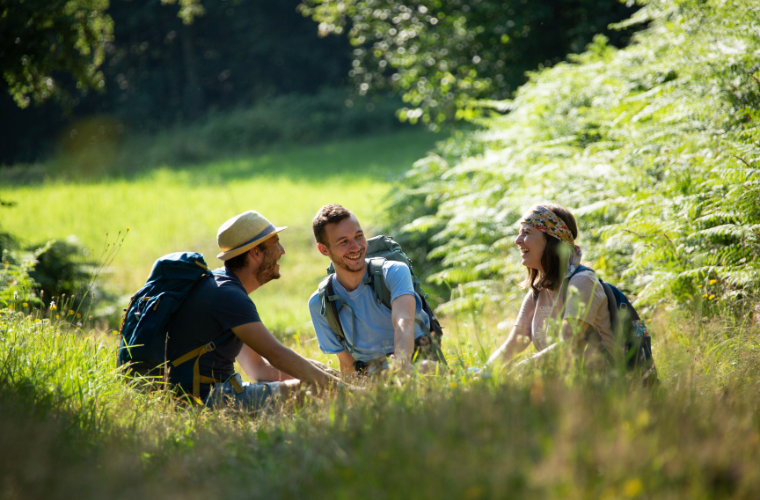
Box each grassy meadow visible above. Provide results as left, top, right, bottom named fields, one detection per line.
left=0, top=129, right=439, bottom=355
left=5, top=0, right=760, bottom=492
left=1, top=126, right=760, bottom=498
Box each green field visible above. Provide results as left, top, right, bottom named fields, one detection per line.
left=1, top=130, right=440, bottom=355
left=3, top=129, right=760, bottom=499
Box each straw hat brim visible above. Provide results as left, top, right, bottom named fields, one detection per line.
left=217, top=226, right=287, bottom=261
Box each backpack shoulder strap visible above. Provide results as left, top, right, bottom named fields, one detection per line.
left=562, top=265, right=593, bottom=304
left=367, top=257, right=392, bottom=308
left=318, top=274, right=348, bottom=347
left=599, top=280, right=621, bottom=336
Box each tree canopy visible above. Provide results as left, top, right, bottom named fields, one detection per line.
left=300, top=0, right=639, bottom=125
left=0, top=0, right=112, bottom=108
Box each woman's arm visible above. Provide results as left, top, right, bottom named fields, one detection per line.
left=515, top=318, right=590, bottom=365
left=487, top=325, right=532, bottom=366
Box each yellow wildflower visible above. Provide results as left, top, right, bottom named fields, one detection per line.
left=56, top=314, right=60, bottom=319
left=702, top=294, right=708, bottom=298
left=449, top=382, right=458, bottom=389
left=126, top=227, right=131, bottom=231
left=35, top=319, right=42, bottom=323
left=709, top=279, right=717, bottom=285
left=709, top=295, right=715, bottom=300
left=622, top=478, right=643, bottom=497
left=77, top=313, right=81, bottom=318
left=696, top=284, right=702, bottom=288
left=50, top=305, right=57, bottom=311
left=68, top=309, right=75, bottom=315
left=23, top=302, right=28, bottom=307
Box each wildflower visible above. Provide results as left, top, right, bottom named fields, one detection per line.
left=56, top=314, right=60, bottom=319
left=647, top=318, right=652, bottom=322
left=709, top=279, right=717, bottom=285
left=22, top=302, right=28, bottom=307
left=449, top=382, right=458, bottom=389
left=77, top=322, right=82, bottom=327
left=50, top=301, right=57, bottom=311
left=702, top=294, right=708, bottom=298
left=68, top=309, right=75, bottom=315
left=696, top=284, right=702, bottom=289
left=13, top=291, right=18, bottom=301
left=77, top=313, right=81, bottom=318
left=126, top=226, right=131, bottom=231
left=35, top=319, right=42, bottom=323
left=622, top=478, right=643, bottom=497
left=709, top=295, right=715, bottom=300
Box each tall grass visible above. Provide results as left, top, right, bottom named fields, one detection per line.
left=2, top=295, right=760, bottom=499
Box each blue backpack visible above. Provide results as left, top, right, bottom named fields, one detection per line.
left=117, top=252, right=239, bottom=397
left=555, top=266, right=657, bottom=382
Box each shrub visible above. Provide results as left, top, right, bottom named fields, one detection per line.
left=387, top=0, right=760, bottom=315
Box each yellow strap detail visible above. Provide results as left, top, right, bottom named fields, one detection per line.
left=229, top=376, right=244, bottom=394
left=170, top=345, right=207, bottom=368
left=171, top=343, right=217, bottom=399
left=195, top=260, right=210, bottom=271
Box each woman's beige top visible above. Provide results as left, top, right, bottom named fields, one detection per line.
left=514, top=269, right=614, bottom=354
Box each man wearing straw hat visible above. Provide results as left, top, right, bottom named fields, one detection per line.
left=166, top=210, right=343, bottom=411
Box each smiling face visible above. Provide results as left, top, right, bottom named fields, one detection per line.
left=515, top=223, right=547, bottom=272
left=255, top=234, right=285, bottom=284
left=318, top=215, right=367, bottom=274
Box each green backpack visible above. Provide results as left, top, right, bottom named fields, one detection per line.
left=317, top=235, right=446, bottom=365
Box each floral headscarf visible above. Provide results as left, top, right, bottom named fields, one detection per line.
left=520, top=205, right=583, bottom=274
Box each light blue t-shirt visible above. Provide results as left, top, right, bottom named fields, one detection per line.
left=308, top=261, right=430, bottom=362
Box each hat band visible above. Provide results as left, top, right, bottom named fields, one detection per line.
left=228, top=224, right=276, bottom=252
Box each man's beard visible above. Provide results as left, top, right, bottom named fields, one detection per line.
left=255, top=245, right=281, bottom=284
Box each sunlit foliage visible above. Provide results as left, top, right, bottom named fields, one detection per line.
left=300, top=0, right=638, bottom=125
left=0, top=0, right=112, bottom=108
left=387, top=0, right=760, bottom=313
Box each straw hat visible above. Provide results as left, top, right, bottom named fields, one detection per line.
left=216, top=211, right=287, bottom=261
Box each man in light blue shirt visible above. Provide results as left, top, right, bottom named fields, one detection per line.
left=307, top=204, right=437, bottom=374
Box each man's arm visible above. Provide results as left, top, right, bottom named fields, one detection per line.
left=232, top=321, right=342, bottom=391
left=391, top=294, right=416, bottom=364
left=236, top=343, right=296, bottom=382
left=336, top=350, right=356, bottom=374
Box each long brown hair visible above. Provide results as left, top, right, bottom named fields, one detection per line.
left=522, top=203, right=579, bottom=295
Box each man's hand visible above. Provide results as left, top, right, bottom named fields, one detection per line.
left=232, top=321, right=342, bottom=392
left=391, top=294, right=416, bottom=363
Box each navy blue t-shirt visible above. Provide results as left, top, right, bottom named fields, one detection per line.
left=166, top=268, right=260, bottom=398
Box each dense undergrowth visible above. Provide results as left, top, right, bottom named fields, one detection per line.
left=387, top=0, right=760, bottom=316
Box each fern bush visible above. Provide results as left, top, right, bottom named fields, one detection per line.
left=388, top=0, right=760, bottom=314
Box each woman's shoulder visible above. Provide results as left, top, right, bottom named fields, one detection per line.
left=567, top=267, right=598, bottom=288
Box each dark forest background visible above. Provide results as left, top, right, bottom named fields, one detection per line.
left=0, top=0, right=639, bottom=165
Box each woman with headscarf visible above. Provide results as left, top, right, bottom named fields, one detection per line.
left=487, top=203, right=615, bottom=369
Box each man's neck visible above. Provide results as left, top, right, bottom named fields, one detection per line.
left=334, top=262, right=367, bottom=292
left=228, top=266, right=262, bottom=294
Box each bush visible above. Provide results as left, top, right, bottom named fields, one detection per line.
left=387, top=0, right=760, bottom=315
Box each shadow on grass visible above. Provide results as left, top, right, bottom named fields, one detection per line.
left=0, top=129, right=442, bottom=186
